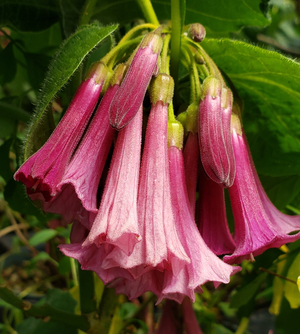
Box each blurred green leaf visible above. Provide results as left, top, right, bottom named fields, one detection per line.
left=24, top=53, right=51, bottom=90
left=59, top=0, right=86, bottom=37
left=284, top=252, right=300, bottom=308
left=23, top=23, right=118, bottom=160
left=0, top=0, right=60, bottom=32
left=276, top=297, right=300, bottom=334
left=212, top=324, right=234, bottom=334
left=58, top=256, right=71, bottom=275
left=119, top=302, right=138, bottom=320
left=230, top=273, right=267, bottom=308
left=92, top=0, right=270, bottom=32
left=0, top=43, right=17, bottom=84
left=0, top=138, right=13, bottom=182
left=260, top=174, right=300, bottom=210
left=28, top=229, right=58, bottom=246
left=4, top=180, right=47, bottom=221
left=202, top=38, right=300, bottom=176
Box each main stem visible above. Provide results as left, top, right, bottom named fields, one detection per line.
left=170, top=0, right=182, bottom=108
left=135, top=0, right=159, bottom=25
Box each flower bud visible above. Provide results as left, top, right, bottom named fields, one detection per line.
left=85, top=61, right=109, bottom=85
left=194, top=52, right=206, bottom=65
left=109, top=63, right=127, bottom=87
left=188, top=23, right=206, bottom=42
left=109, top=33, right=163, bottom=129
left=185, top=103, right=199, bottom=134
left=150, top=73, right=174, bottom=105
left=198, top=76, right=233, bottom=187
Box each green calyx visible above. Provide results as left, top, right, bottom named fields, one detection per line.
left=150, top=73, right=174, bottom=105
left=85, top=62, right=109, bottom=84
left=140, top=32, right=163, bottom=54
left=167, top=120, right=184, bottom=149
left=231, top=113, right=242, bottom=136
left=221, top=87, right=233, bottom=110
left=109, top=63, right=127, bottom=86
left=201, top=76, right=222, bottom=100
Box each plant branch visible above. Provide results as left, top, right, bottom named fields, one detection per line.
left=135, top=0, right=159, bottom=25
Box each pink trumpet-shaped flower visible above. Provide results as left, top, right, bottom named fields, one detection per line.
left=14, top=63, right=108, bottom=201
left=102, top=101, right=190, bottom=278
left=155, top=300, right=182, bottom=334
left=109, top=33, right=163, bottom=129
left=181, top=297, right=204, bottom=334
left=43, top=84, right=117, bottom=228
left=158, top=145, right=240, bottom=303
left=198, top=77, right=235, bottom=187
left=83, top=105, right=143, bottom=255
left=197, top=163, right=236, bottom=255
left=224, top=115, right=300, bottom=264
left=183, top=132, right=199, bottom=216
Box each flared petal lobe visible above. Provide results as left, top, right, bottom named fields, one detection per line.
left=14, top=63, right=108, bottom=201
left=224, top=115, right=300, bottom=264
left=83, top=105, right=143, bottom=255
left=109, top=33, right=163, bottom=129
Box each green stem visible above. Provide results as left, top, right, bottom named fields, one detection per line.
left=97, top=288, right=120, bottom=334
left=170, top=0, right=183, bottom=107
left=119, top=23, right=158, bottom=44
left=0, top=286, right=90, bottom=332
left=161, top=34, right=171, bottom=74
left=78, top=265, right=97, bottom=314
left=79, top=0, right=98, bottom=26
left=135, top=0, right=159, bottom=25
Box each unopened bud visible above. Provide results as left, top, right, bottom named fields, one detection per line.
left=201, top=76, right=222, bottom=100
left=188, top=23, right=206, bottom=42
left=186, top=103, right=199, bottom=134
left=194, top=52, right=206, bottom=65
left=110, top=63, right=127, bottom=86
left=168, top=120, right=184, bottom=149
left=140, top=32, right=163, bottom=54
left=177, top=111, right=187, bottom=129
left=150, top=73, right=174, bottom=105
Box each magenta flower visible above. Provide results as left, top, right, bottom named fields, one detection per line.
left=14, top=63, right=108, bottom=202
left=158, top=144, right=239, bottom=303
left=183, top=132, right=199, bottom=216
left=43, top=84, right=117, bottom=228
left=82, top=105, right=143, bottom=255
left=181, top=297, right=204, bottom=334
left=224, top=115, right=300, bottom=264
left=198, top=77, right=235, bottom=187
left=103, top=100, right=189, bottom=278
left=155, top=300, right=183, bottom=334
left=197, top=163, right=236, bottom=255
left=109, top=33, right=163, bottom=129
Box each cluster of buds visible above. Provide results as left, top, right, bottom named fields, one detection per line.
left=15, top=22, right=300, bottom=303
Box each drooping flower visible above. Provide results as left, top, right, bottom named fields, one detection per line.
left=158, top=141, right=240, bottom=303
left=181, top=297, right=204, bottom=334
left=197, top=163, right=236, bottom=255
left=155, top=300, right=183, bottom=334
left=198, top=77, right=235, bottom=187
left=83, top=104, right=143, bottom=255
left=14, top=62, right=109, bottom=202
left=224, top=115, right=300, bottom=264
left=109, top=32, right=163, bottom=129
left=183, top=103, right=200, bottom=216
left=103, top=99, right=189, bottom=277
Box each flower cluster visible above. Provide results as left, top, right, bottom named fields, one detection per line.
left=15, top=23, right=300, bottom=303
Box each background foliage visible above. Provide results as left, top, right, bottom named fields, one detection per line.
left=1, top=0, right=300, bottom=333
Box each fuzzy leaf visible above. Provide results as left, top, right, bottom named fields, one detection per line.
left=23, top=23, right=118, bottom=160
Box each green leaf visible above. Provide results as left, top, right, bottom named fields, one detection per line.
left=25, top=53, right=52, bottom=90
left=230, top=272, right=267, bottom=308
left=92, top=0, right=270, bottom=32
left=0, top=0, right=60, bottom=32
left=28, top=229, right=58, bottom=246
left=212, top=324, right=234, bottom=334
left=0, top=43, right=17, bottom=84
left=0, top=138, right=13, bottom=182
left=276, top=298, right=300, bottom=334
left=4, top=180, right=47, bottom=221
left=16, top=318, right=77, bottom=334
left=59, top=0, right=86, bottom=37
left=23, top=23, right=118, bottom=160
left=284, top=252, right=300, bottom=309
left=202, top=38, right=300, bottom=176
left=0, top=100, right=31, bottom=123
left=259, top=174, right=300, bottom=210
